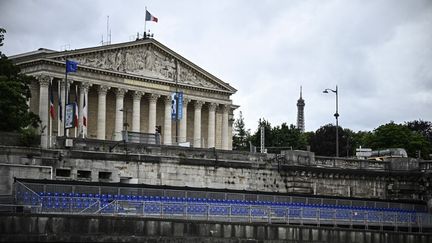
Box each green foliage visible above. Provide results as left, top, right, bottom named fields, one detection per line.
left=405, top=120, right=432, bottom=144
left=250, top=119, right=306, bottom=153
left=368, top=122, right=430, bottom=159
left=272, top=123, right=307, bottom=151
left=309, top=124, right=349, bottom=157
left=232, top=111, right=250, bottom=151
left=19, top=127, right=40, bottom=147
left=0, top=30, right=40, bottom=132
left=0, top=28, right=5, bottom=47
left=250, top=118, right=273, bottom=152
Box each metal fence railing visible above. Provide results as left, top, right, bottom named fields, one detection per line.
left=13, top=181, right=432, bottom=231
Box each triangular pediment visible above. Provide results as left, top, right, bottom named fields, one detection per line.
left=48, top=39, right=236, bottom=93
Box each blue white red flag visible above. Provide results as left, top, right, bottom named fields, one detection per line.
left=145, top=10, right=158, bottom=22
left=49, top=81, right=55, bottom=119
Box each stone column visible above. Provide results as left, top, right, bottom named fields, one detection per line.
left=179, top=98, right=190, bottom=143
left=207, top=103, right=217, bottom=148
left=132, top=91, right=143, bottom=132
left=148, top=94, right=160, bottom=133
left=193, top=100, right=204, bottom=148
left=163, top=95, right=172, bottom=145
left=37, top=75, right=51, bottom=148
left=221, top=104, right=229, bottom=150
left=114, top=88, right=127, bottom=141
left=79, top=82, right=90, bottom=138
left=97, top=85, right=110, bottom=140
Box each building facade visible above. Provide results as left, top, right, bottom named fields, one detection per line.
left=12, top=38, right=238, bottom=149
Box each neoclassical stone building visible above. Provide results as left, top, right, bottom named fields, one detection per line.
left=11, top=38, right=238, bottom=149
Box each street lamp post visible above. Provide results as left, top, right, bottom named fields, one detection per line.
left=323, top=85, right=339, bottom=157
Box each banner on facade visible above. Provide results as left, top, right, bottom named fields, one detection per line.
left=171, top=92, right=183, bottom=120
left=65, top=103, right=74, bottom=129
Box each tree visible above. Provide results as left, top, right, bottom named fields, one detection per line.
left=406, top=120, right=432, bottom=143
left=249, top=119, right=307, bottom=153
left=309, top=124, right=349, bottom=157
left=272, top=123, right=307, bottom=152
left=0, top=28, right=40, bottom=132
left=368, top=122, right=430, bottom=159
left=232, top=111, right=250, bottom=151
left=0, top=28, right=5, bottom=47
left=250, top=118, right=273, bottom=152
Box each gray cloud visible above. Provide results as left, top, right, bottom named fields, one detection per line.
left=1, top=0, right=431, bottom=132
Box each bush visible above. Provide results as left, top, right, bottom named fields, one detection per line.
left=19, top=127, right=40, bottom=147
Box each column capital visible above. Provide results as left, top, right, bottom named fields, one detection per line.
left=37, top=74, right=52, bottom=87
left=183, top=97, right=191, bottom=105
left=148, top=93, right=160, bottom=102
left=163, top=95, right=172, bottom=103
left=194, top=100, right=204, bottom=110
left=220, top=104, right=229, bottom=112
left=115, top=88, right=128, bottom=97
left=79, top=82, right=92, bottom=92
left=208, top=103, right=217, bottom=112
left=98, top=85, right=110, bottom=95
left=133, top=91, right=144, bottom=100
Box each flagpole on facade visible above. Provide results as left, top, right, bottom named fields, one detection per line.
left=57, top=80, right=61, bottom=136
left=74, top=85, right=78, bottom=138
left=49, top=81, right=52, bottom=147
left=64, top=67, right=68, bottom=138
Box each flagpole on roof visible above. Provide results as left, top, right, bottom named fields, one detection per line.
left=144, top=6, right=147, bottom=38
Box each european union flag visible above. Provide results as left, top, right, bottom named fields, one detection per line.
left=66, top=60, right=78, bottom=73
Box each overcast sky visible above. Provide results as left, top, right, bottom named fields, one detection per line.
left=1, top=0, right=431, bottom=133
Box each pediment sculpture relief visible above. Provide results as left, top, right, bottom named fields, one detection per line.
left=68, top=45, right=220, bottom=89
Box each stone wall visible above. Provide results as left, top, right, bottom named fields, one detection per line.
left=0, top=144, right=429, bottom=202
left=0, top=213, right=431, bottom=243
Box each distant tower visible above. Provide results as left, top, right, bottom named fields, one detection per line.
left=297, top=86, right=305, bottom=132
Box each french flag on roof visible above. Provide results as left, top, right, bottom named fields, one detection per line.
left=145, top=10, right=158, bottom=23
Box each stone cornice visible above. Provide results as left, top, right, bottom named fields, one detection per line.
left=15, top=58, right=235, bottom=96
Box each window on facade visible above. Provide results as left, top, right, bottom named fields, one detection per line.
left=77, top=170, right=91, bottom=179
left=99, top=171, right=112, bottom=180
left=55, top=168, right=71, bottom=177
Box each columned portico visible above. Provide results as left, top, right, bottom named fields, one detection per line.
left=179, top=98, right=190, bottom=143
left=114, top=88, right=127, bottom=141
left=132, top=91, right=143, bottom=132
left=148, top=94, right=160, bottom=134
left=221, top=104, right=229, bottom=150
left=15, top=38, right=237, bottom=149
left=207, top=103, right=217, bottom=148
left=193, top=101, right=204, bottom=148
left=97, top=85, right=110, bottom=139
left=163, top=95, right=172, bottom=145
left=37, top=75, right=51, bottom=149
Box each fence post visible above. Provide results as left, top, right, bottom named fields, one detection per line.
left=394, top=212, right=398, bottom=232
left=249, top=205, right=252, bottom=223
left=365, top=211, right=368, bottom=230
left=286, top=207, right=289, bottom=225
left=300, top=207, right=303, bottom=225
